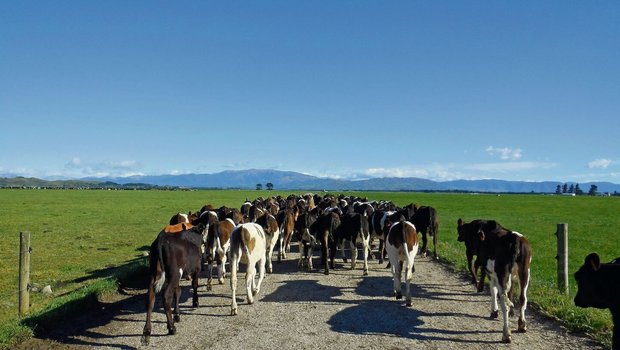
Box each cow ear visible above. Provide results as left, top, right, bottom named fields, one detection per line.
left=586, top=253, right=601, bottom=271
left=478, top=230, right=485, bottom=241
left=457, top=218, right=463, bottom=226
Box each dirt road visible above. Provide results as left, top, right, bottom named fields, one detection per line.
left=21, top=250, right=605, bottom=350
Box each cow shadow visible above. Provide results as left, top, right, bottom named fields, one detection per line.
left=261, top=279, right=344, bottom=303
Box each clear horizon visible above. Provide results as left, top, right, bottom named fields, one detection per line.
left=1, top=2, right=618, bottom=183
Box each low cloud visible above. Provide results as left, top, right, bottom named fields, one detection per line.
left=63, top=157, right=142, bottom=177
left=486, top=146, right=522, bottom=160
left=587, top=158, right=612, bottom=169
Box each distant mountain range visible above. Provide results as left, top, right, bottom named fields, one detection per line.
left=3, top=169, right=620, bottom=193
left=38, top=169, right=620, bottom=193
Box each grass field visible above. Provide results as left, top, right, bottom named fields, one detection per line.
left=0, top=189, right=617, bottom=347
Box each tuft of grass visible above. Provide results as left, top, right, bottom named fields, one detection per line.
left=0, top=321, right=32, bottom=350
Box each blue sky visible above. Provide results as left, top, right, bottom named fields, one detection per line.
left=1, top=2, right=619, bottom=183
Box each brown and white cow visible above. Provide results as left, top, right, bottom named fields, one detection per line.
left=276, top=208, right=296, bottom=260
left=204, top=218, right=235, bottom=290
left=229, top=223, right=267, bottom=315
left=255, top=213, right=280, bottom=273
left=477, top=220, right=532, bottom=343
left=385, top=221, right=419, bottom=307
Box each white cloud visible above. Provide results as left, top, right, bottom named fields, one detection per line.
left=587, top=158, right=612, bottom=169
left=63, top=157, right=141, bottom=177
left=486, top=146, right=522, bottom=160
left=466, top=161, right=556, bottom=173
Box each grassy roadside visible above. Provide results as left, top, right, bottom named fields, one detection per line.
left=0, top=257, right=148, bottom=349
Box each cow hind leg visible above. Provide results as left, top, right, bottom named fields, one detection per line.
left=141, top=278, right=157, bottom=345
left=350, top=240, right=357, bottom=270
left=361, top=237, right=369, bottom=276
left=255, top=256, right=266, bottom=296
left=518, top=267, right=530, bottom=332
left=245, top=262, right=257, bottom=304
left=191, top=270, right=199, bottom=308
left=163, top=283, right=176, bottom=335
left=230, top=255, right=239, bottom=315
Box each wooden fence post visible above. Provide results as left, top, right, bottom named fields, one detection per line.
left=555, top=223, right=569, bottom=294
left=19, top=231, right=31, bottom=317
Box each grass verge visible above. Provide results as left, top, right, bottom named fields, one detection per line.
left=0, top=257, right=148, bottom=349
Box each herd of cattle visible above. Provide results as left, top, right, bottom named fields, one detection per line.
left=140, top=193, right=619, bottom=349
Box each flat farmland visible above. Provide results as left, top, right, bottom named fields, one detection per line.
left=0, top=189, right=617, bottom=347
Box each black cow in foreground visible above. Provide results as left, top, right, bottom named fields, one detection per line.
left=142, top=223, right=205, bottom=345
left=574, top=253, right=620, bottom=350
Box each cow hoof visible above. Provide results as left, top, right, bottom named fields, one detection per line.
left=363, top=270, right=369, bottom=276
left=378, top=259, right=383, bottom=264
left=477, top=284, right=485, bottom=293
left=343, top=258, right=348, bottom=263
left=231, top=308, right=238, bottom=316
left=168, top=327, right=177, bottom=335
left=252, top=288, right=259, bottom=296
left=267, top=268, right=273, bottom=274
left=509, top=309, right=515, bottom=317
left=502, top=335, right=512, bottom=343
left=218, top=278, right=224, bottom=284
left=490, top=310, right=499, bottom=319
left=324, top=270, right=329, bottom=275
left=518, top=320, right=527, bottom=332
left=206, top=283, right=212, bottom=291
left=174, top=315, right=180, bottom=322
left=406, top=300, right=412, bottom=307
left=192, top=301, right=199, bottom=308
left=396, top=293, right=403, bottom=300
left=140, top=335, right=150, bottom=346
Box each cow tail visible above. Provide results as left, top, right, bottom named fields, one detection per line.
left=154, top=236, right=166, bottom=293
left=400, top=223, right=411, bottom=261
left=240, top=226, right=252, bottom=258
left=429, top=208, right=437, bottom=237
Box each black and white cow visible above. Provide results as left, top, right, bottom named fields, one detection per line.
left=335, top=212, right=371, bottom=275
left=574, top=253, right=620, bottom=350
left=477, top=220, right=532, bottom=343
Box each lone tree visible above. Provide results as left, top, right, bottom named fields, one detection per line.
left=256, top=183, right=262, bottom=190
left=588, top=184, right=598, bottom=196
left=266, top=182, right=274, bottom=190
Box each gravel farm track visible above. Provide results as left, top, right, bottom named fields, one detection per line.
left=18, top=243, right=606, bottom=350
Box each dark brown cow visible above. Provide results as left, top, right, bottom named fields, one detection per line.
left=457, top=218, right=489, bottom=291
left=410, top=205, right=439, bottom=259
left=142, top=223, right=204, bottom=345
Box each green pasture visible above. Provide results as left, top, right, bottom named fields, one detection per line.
left=0, top=189, right=617, bottom=347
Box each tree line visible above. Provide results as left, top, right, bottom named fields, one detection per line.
left=555, top=183, right=599, bottom=196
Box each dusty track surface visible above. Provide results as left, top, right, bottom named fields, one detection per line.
left=19, top=246, right=605, bottom=350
